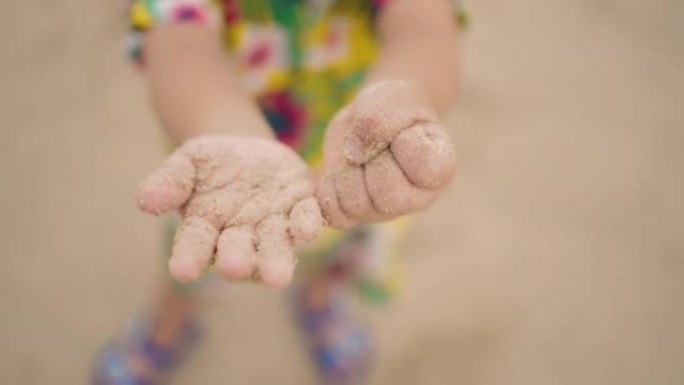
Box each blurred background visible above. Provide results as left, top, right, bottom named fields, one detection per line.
left=1, top=0, right=683, bottom=384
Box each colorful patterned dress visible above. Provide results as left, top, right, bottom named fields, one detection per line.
left=125, top=0, right=464, bottom=302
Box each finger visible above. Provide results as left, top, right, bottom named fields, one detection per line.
left=322, top=106, right=353, bottom=165
left=315, top=173, right=358, bottom=230
left=137, top=151, right=195, bottom=215
left=364, top=151, right=436, bottom=216
left=333, top=165, right=389, bottom=222
left=288, top=197, right=324, bottom=242
left=255, top=215, right=296, bottom=288
left=344, top=80, right=439, bottom=166
left=390, top=122, right=457, bottom=190
left=216, top=225, right=256, bottom=280
left=168, top=217, right=219, bottom=282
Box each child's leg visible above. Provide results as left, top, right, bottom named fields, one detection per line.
left=92, top=281, right=205, bottom=385
left=293, top=270, right=372, bottom=385
left=292, top=221, right=406, bottom=384
left=92, top=217, right=215, bottom=385
left=149, top=285, right=201, bottom=346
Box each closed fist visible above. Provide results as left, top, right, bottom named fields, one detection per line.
left=317, top=80, right=457, bottom=229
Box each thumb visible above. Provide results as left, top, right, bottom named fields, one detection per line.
left=343, top=80, right=438, bottom=166
left=137, top=150, right=196, bottom=215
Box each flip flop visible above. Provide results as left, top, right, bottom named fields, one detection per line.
left=290, top=283, right=373, bottom=385
left=91, top=313, right=203, bottom=385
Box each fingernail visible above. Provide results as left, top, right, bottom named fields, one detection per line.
left=259, top=261, right=294, bottom=288
left=169, top=258, right=200, bottom=282
left=343, top=136, right=363, bottom=161
left=420, top=122, right=442, bottom=138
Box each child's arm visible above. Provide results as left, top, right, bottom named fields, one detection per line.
left=365, top=0, right=460, bottom=111
left=136, top=23, right=323, bottom=287
left=316, top=0, right=460, bottom=228
left=143, top=23, right=272, bottom=144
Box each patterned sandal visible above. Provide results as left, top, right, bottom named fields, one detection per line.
left=91, top=314, right=203, bottom=385
left=291, top=282, right=373, bottom=385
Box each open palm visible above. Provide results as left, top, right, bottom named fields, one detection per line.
left=137, top=135, right=323, bottom=288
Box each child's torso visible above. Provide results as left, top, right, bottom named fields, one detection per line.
left=220, top=0, right=383, bottom=164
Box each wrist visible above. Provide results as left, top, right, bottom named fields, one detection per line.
left=164, top=104, right=273, bottom=145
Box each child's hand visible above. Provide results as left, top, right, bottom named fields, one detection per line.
left=137, top=135, right=323, bottom=288
left=317, top=80, right=457, bottom=229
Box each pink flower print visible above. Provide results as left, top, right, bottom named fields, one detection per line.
left=324, top=21, right=343, bottom=48
left=237, top=24, right=290, bottom=92
left=170, top=4, right=209, bottom=23
left=304, top=17, right=349, bottom=69
left=259, top=91, right=307, bottom=149
left=247, top=42, right=271, bottom=68
left=222, top=0, right=240, bottom=24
